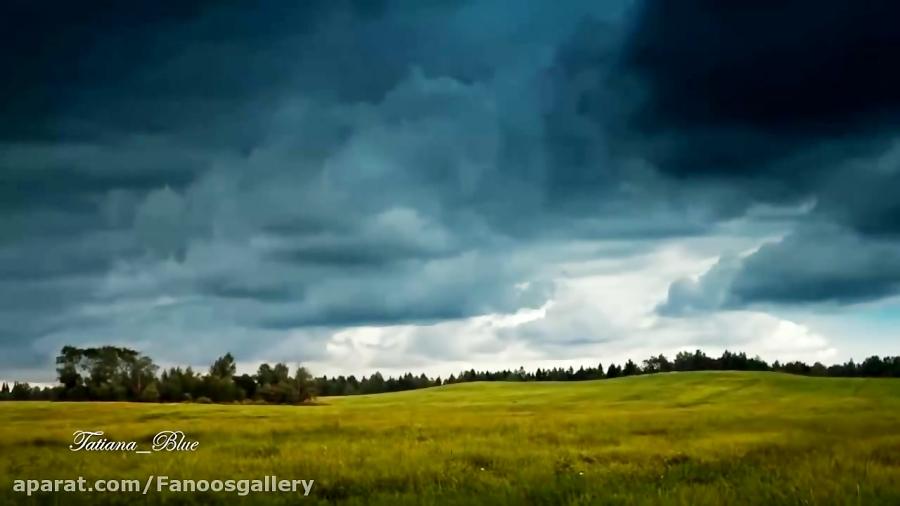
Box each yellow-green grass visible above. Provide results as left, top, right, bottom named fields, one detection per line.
left=2, top=372, right=900, bottom=505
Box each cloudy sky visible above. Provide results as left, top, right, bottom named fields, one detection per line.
left=3, top=0, right=900, bottom=382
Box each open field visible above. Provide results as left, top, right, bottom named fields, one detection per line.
left=2, top=371, right=900, bottom=505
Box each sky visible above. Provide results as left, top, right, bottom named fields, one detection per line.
left=2, top=0, right=900, bottom=382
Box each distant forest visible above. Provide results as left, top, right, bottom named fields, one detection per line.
left=1, top=346, right=899, bottom=404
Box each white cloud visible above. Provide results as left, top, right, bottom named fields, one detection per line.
left=296, top=236, right=840, bottom=378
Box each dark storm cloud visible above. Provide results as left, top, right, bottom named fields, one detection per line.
left=731, top=229, right=900, bottom=305
left=658, top=225, right=900, bottom=315
left=0, top=0, right=392, bottom=141
left=198, top=277, right=297, bottom=303
left=0, top=276, right=102, bottom=371
left=0, top=142, right=201, bottom=220
left=817, top=161, right=900, bottom=238
left=610, top=0, right=900, bottom=308
left=4, top=0, right=900, bottom=376
left=4, top=0, right=612, bottom=372
left=620, top=0, right=900, bottom=177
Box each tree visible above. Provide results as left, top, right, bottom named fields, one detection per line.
left=810, top=362, right=828, bottom=376
left=747, top=355, right=770, bottom=371
left=622, top=360, right=641, bottom=376
left=52, top=346, right=157, bottom=401
left=200, top=353, right=241, bottom=403
left=235, top=374, right=257, bottom=399
left=25, top=344, right=900, bottom=402
left=158, top=366, right=201, bottom=401
left=140, top=383, right=160, bottom=402
left=210, top=353, right=237, bottom=379
left=85, top=347, right=128, bottom=395
left=294, top=366, right=315, bottom=402
left=256, top=363, right=275, bottom=386
left=11, top=382, right=31, bottom=401
left=606, top=363, right=621, bottom=379
left=860, top=356, right=888, bottom=377
left=127, top=355, right=158, bottom=399
left=782, top=361, right=811, bottom=375
left=272, top=363, right=291, bottom=384
left=642, top=355, right=672, bottom=373
left=889, top=356, right=900, bottom=377
left=673, top=350, right=717, bottom=371
left=362, top=372, right=385, bottom=394
left=56, top=346, right=84, bottom=390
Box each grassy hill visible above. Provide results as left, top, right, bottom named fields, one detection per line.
left=2, top=372, right=899, bottom=505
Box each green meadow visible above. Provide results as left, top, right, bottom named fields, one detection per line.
left=2, top=371, right=899, bottom=505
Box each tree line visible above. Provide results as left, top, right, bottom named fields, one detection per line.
left=1, top=346, right=314, bottom=404
left=1, top=347, right=899, bottom=403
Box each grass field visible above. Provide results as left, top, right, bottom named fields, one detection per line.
left=2, top=371, right=900, bottom=505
